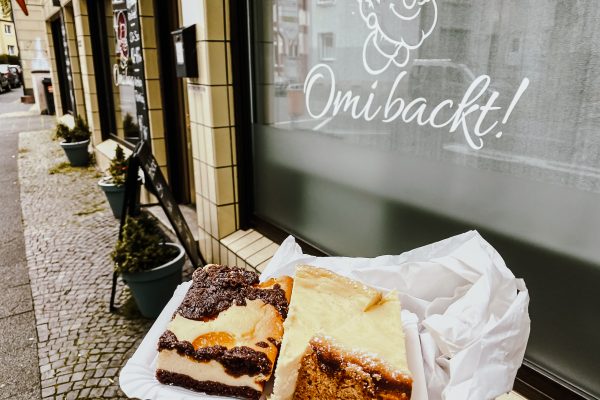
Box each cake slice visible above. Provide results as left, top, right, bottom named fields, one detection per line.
left=156, top=264, right=293, bottom=399
left=271, top=265, right=412, bottom=400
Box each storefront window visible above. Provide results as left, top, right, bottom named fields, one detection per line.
left=250, top=0, right=600, bottom=397
left=91, top=0, right=148, bottom=145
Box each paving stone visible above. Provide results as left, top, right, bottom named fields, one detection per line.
left=56, top=382, right=72, bottom=395
left=64, top=390, right=79, bottom=400
left=40, top=386, right=55, bottom=397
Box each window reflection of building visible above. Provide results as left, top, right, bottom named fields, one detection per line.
left=273, top=0, right=600, bottom=194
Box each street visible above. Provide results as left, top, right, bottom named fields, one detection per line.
left=0, top=89, right=46, bottom=399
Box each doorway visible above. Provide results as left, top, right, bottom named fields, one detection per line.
left=155, top=0, right=193, bottom=204
left=50, top=15, right=74, bottom=115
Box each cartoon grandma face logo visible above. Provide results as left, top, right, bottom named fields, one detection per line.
left=358, top=0, right=438, bottom=75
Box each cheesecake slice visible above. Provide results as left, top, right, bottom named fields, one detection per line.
left=156, top=265, right=293, bottom=399
left=271, top=265, right=412, bottom=400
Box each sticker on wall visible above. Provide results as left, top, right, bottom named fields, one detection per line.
left=303, top=0, right=531, bottom=150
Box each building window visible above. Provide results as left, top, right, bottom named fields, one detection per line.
left=4, top=24, right=11, bottom=34
left=247, top=1, right=600, bottom=398
left=87, top=0, right=147, bottom=145
left=318, top=32, right=334, bottom=60
left=7, top=45, right=15, bottom=55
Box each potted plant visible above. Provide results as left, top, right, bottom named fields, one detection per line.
left=112, top=214, right=185, bottom=318
left=56, top=115, right=91, bottom=166
left=98, top=145, right=128, bottom=218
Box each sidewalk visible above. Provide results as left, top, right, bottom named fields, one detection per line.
left=0, top=93, right=45, bottom=400
left=18, top=127, right=152, bottom=399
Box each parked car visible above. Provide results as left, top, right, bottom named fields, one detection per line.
left=0, top=73, right=10, bottom=94
left=9, top=64, right=22, bottom=74
left=0, top=64, right=20, bottom=88
left=8, top=67, right=21, bottom=88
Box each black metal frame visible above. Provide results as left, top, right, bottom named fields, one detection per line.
left=228, top=0, right=594, bottom=399
left=230, top=0, right=254, bottom=231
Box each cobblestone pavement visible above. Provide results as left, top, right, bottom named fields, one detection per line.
left=0, top=96, right=46, bottom=400
left=18, top=129, right=158, bottom=399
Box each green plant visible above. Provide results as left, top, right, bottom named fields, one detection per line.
left=108, top=145, right=128, bottom=186
left=55, top=123, right=71, bottom=142
left=55, top=116, right=91, bottom=143
left=70, top=115, right=92, bottom=142
left=111, top=214, right=179, bottom=274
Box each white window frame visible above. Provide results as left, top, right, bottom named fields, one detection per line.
left=4, top=24, right=11, bottom=34
left=7, top=45, right=15, bottom=55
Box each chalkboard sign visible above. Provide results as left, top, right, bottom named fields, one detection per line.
left=136, top=143, right=203, bottom=267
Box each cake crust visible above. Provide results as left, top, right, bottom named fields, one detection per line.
left=156, top=369, right=261, bottom=400
left=293, top=336, right=412, bottom=400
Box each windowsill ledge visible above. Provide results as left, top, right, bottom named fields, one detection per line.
left=220, top=229, right=279, bottom=273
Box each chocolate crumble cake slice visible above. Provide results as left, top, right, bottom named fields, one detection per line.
left=156, top=265, right=293, bottom=399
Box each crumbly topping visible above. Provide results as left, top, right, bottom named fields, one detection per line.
left=175, top=265, right=289, bottom=320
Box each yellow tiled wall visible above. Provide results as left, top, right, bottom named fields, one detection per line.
left=182, top=0, right=241, bottom=263
left=71, top=0, right=101, bottom=145
left=137, top=0, right=169, bottom=181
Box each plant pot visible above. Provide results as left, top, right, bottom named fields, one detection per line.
left=98, top=176, right=142, bottom=218
left=98, top=179, right=125, bottom=218
left=121, top=243, right=185, bottom=318
left=60, top=139, right=90, bottom=166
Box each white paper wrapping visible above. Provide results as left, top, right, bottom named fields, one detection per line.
left=261, top=230, right=530, bottom=400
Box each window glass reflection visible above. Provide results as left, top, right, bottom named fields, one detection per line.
left=257, top=0, right=600, bottom=194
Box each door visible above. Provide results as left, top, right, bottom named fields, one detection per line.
left=155, top=0, right=193, bottom=204
left=50, top=16, right=74, bottom=115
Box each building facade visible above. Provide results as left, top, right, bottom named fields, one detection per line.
left=0, top=1, right=18, bottom=58
left=34, top=0, right=600, bottom=399
left=9, top=0, right=47, bottom=94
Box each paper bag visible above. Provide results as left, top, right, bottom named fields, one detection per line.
left=261, top=231, right=530, bottom=400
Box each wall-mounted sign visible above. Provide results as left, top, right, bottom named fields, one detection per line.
left=303, top=0, right=530, bottom=151
left=171, top=25, right=198, bottom=78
